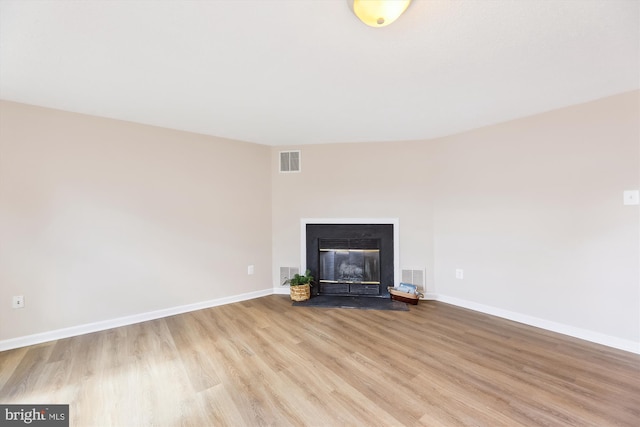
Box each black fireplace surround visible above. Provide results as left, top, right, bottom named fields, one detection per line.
left=306, top=224, right=393, bottom=298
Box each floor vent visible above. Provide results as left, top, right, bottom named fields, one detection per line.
left=279, top=150, right=301, bottom=173
left=280, top=267, right=300, bottom=285
left=401, top=268, right=426, bottom=295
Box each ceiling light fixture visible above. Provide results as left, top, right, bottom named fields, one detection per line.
left=348, top=0, right=412, bottom=28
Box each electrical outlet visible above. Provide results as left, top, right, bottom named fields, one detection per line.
left=455, top=269, right=464, bottom=280
left=12, top=295, right=24, bottom=309
left=247, top=265, right=254, bottom=275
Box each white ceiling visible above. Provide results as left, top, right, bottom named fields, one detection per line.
left=1, top=0, right=638, bottom=146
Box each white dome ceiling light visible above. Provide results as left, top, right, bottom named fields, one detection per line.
left=348, top=0, right=412, bottom=27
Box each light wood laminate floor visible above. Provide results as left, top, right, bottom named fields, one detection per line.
left=1, top=295, right=639, bottom=426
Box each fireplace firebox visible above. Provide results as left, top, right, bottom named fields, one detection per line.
left=306, top=224, right=393, bottom=297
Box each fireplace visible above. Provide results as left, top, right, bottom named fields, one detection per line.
left=304, top=222, right=396, bottom=297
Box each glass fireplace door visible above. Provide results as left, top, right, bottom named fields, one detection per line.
left=318, top=239, right=380, bottom=295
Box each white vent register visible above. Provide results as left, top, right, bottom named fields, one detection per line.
left=402, top=268, right=425, bottom=295
left=280, top=267, right=300, bottom=285
left=280, top=151, right=300, bottom=173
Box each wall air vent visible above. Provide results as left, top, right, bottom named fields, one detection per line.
left=279, top=150, right=301, bottom=173
left=402, top=268, right=425, bottom=296
left=280, top=266, right=300, bottom=285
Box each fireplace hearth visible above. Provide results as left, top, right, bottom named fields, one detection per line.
left=305, top=223, right=394, bottom=298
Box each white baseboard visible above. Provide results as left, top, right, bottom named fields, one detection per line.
left=3, top=289, right=637, bottom=355
left=436, top=295, right=640, bottom=355
left=0, top=288, right=273, bottom=352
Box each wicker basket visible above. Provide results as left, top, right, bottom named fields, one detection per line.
left=290, top=284, right=311, bottom=301
left=388, top=286, right=420, bottom=305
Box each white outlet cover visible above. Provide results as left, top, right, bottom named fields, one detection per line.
left=12, top=295, right=24, bottom=308
left=623, top=190, right=639, bottom=205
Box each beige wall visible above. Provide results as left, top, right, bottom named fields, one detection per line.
left=0, top=101, right=272, bottom=340
left=2, top=91, right=638, bottom=349
left=271, top=140, right=437, bottom=290
left=271, top=91, right=640, bottom=345
left=430, top=91, right=639, bottom=341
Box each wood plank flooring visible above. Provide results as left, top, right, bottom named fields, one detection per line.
left=1, top=295, right=639, bottom=426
